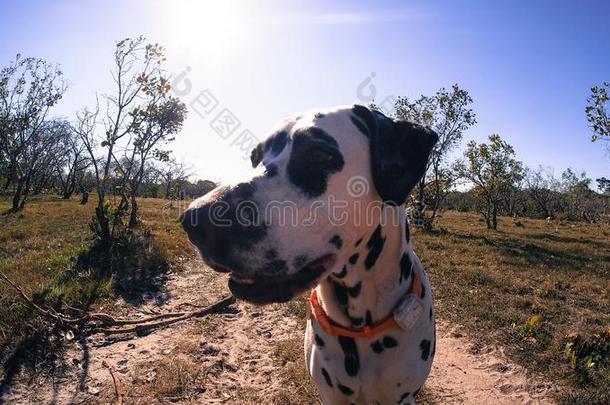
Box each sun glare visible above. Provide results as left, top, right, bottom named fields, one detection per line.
left=160, top=0, right=252, bottom=58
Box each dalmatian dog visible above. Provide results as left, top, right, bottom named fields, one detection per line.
left=181, top=105, right=438, bottom=404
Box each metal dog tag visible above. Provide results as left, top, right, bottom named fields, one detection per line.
left=393, top=293, right=424, bottom=331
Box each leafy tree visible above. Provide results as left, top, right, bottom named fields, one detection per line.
left=0, top=55, right=66, bottom=211
left=560, top=168, right=599, bottom=222
left=392, top=84, right=476, bottom=229
left=124, top=96, right=187, bottom=227
left=596, top=177, right=610, bottom=195
left=455, top=134, right=524, bottom=229
left=75, top=37, right=185, bottom=243
left=585, top=82, right=609, bottom=142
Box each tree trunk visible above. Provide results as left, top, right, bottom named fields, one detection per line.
left=128, top=193, right=138, bottom=228
left=11, top=180, right=23, bottom=212
left=63, top=169, right=77, bottom=199
left=417, top=177, right=426, bottom=206
left=483, top=196, right=492, bottom=229
left=96, top=201, right=111, bottom=244
left=165, top=178, right=172, bottom=199
left=80, top=191, right=89, bottom=205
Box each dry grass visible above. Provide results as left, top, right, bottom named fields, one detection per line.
left=152, top=354, right=204, bottom=400
left=258, top=211, right=610, bottom=404
left=0, top=194, right=196, bottom=378
left=414, top=211, right=610, bottom=404
left=0, top=196, right=608, bottom=403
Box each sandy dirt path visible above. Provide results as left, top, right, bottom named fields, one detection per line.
left=1, top=264, right=556, bottom=404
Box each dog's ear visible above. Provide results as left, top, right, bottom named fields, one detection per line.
left=250, top=145, right=263, bottom=168
left=352, top=105, right=438, bottom=205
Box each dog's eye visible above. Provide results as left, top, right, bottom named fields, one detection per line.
left=308, top=149, right=335, bottom=164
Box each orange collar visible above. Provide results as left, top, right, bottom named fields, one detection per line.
left=310, top=269, right=423, bottom=338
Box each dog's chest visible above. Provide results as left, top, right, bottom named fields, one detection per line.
left=305, top=276, right=436, bottom=404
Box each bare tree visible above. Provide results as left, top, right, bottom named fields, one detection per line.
left=155, top=158, right=192, bottom=200
left=52, top=122, right=89, bottom=199
left=392, top=84, right=476, bottom=229
left=523, top=166, right=562, bottom=218
left=0, top=55, right=66, bottom=211
left=75, top=37, right=183, bottom=243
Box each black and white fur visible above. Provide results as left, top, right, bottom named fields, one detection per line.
left=181, top=105, right=438, bottom=405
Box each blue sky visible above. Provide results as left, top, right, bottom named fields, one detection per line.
left=2, top=0, right=609, bottom=185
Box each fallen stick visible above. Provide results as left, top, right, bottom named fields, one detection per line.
left=102, top=360, right=124, bottom=405
left=0, top=270, right=236, bottom=336
left=94, top=295, right=236, bottom=335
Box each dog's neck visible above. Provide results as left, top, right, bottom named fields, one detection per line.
left=317, top=207, right=414, bottom=328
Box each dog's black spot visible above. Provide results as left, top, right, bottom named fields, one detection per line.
left=333, top=265, right=348, bottom=278
left=405, top=218, right=410, bottom=242
left=293, top=255, right=309, bottom=269
left=233, top=182, right=255, bottom=200
left=332, top=280, right=362, bottom=319
left=250, top=145, right=263, bottom=167
left=308, top=128, right=339, bottom=146
left=315, top=334, right=325, bottom=347
left=354, top=238, right=363, bottom=247
left=420, top=339, right=431, bottom=361
left=321, top=368, right=333, bottom=387
left=262, top=259, right=287, bottom=275
left=365, top=310, right=373, bottom=326
left=351, top=116, right=369, bottom=137
left=269, top=130, right=289, bottom=156
left=332, top=280, right=349, bottom=306
left=265, top=249, right=277, bottom=260
left=429, top=307, right=433, bottom=320
left=185, top=191, right=267, bottom=268
left=365, top=225, right=385, bottom=270
left=383, top=336, right=398, bottom=348
left=348, top=315, right=363, bottom=326
left=264, top=164, right=278, bottom=177
left=421, top=284, right=426, bottom=298
left=347, top=282, right=362, bottom=298
left=338, top=336, right=360, bottom=377
left=330, top=234, right=343, bottom=250
left=431, top=337, right=436, bottom=358
left=338, top=383, right=354, bottom=396
left=371, top=340, right=383, bottom=354
left=398, top=392, right=411, bottom=404
left=348, top=253, right=359, bottom=265
left=399, top=253, right=412, bottom=284
left=287, top=127, right=344, bottom=197
left=351, top=104, right=376, bottom=138
left=315, top=112, right=325, bottom=118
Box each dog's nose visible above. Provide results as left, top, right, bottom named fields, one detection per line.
left=180, top=206, right=207, bottom=246
left=180, top=182, right=267, bottom=272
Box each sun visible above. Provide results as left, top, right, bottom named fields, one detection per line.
left=159, top=0, right=252, bottom=58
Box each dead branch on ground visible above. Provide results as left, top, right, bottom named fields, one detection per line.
left=0, top=270, right=236, bottom=336
left=102, top=360, right=124, bottom=405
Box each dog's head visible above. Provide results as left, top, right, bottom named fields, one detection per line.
left=181, top=105, right=437, bottom=304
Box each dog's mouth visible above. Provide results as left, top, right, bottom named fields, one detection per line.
left=227, top=254, right=337, bottom=304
